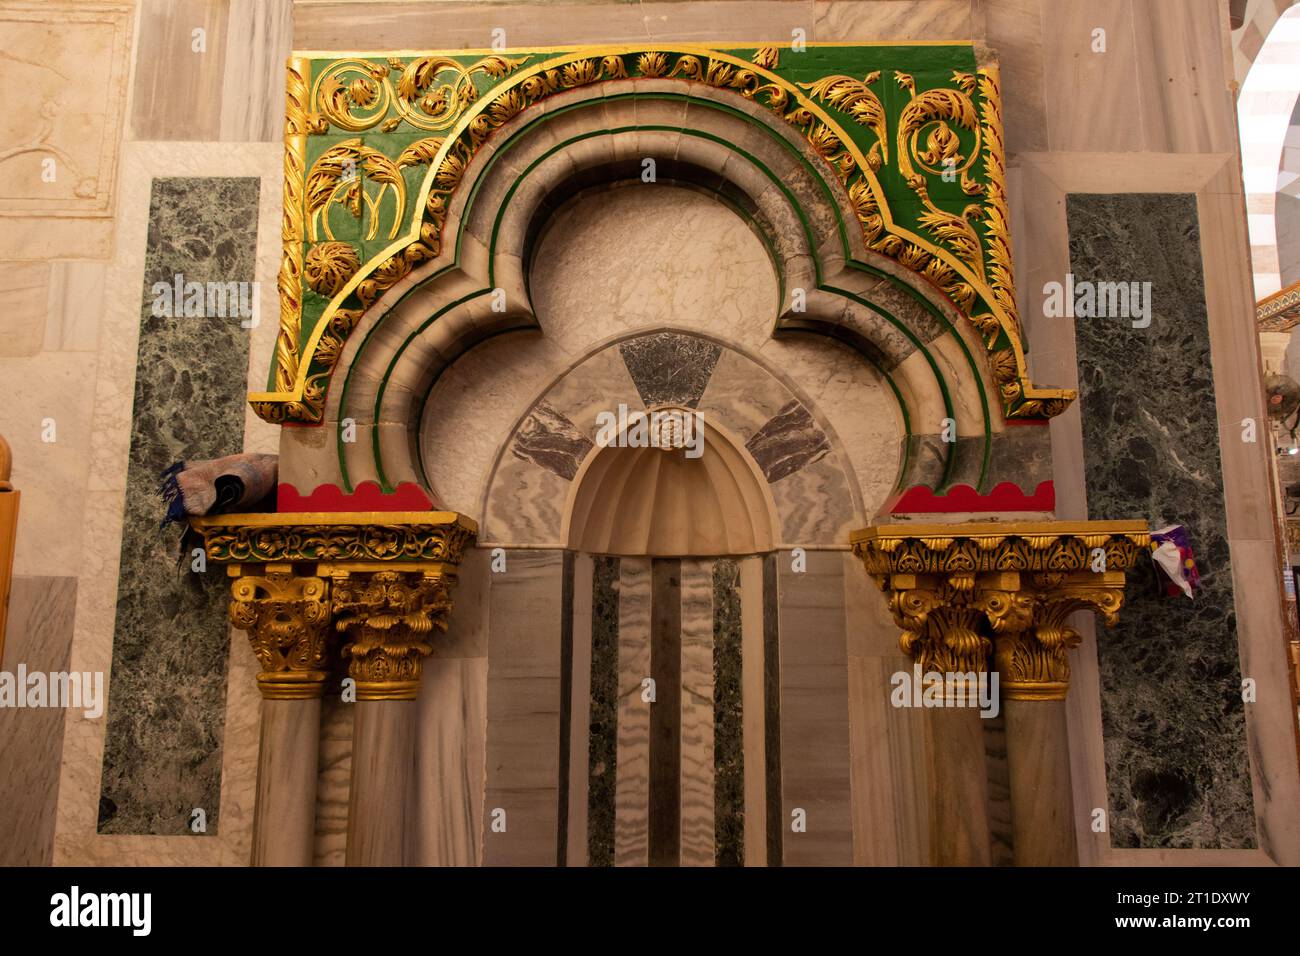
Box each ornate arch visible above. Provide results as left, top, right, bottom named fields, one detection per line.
left=251, top=42, right=1072, bottom=446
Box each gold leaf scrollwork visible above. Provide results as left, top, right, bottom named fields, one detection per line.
left=306, top=139, right=407, bottom=242
left=797, top=72, right=887, bottom=170
left=258, top=49, right=1076, bottom=426
left=314, top=54, right=528, bottom=133
left=197, top=519, right=477, bottom=565
left=333, top=569, right=456, bottom=699
left=894, top=69, right=984, bottom=275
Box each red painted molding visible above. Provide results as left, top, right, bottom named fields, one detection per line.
left=277, top=480, right=435, bottom=513
left=887, top=480, right=1055, bottom=514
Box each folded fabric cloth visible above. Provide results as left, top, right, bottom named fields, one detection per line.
left=1149, top=524, right=1200, bottom=599
left=159, top=453, right=278, bottom=526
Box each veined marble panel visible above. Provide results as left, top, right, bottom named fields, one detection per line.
left=587, top=554, right=620, bottom=866
left=678, top=558, right=715, bottom=867
left=620, top=332, right=722, bottom=409
left=712, top=558, right=745, bottom=866
left=97, top=175, right=260, bottom=836
left=292, top=1, right=817, bottom=49
left=510, top=400, right=592, bottom=481
left=481, top=549, right=564, bottom=865
left=614, top=557, right=652, bottom=866
left=775, top=549, right=853, bottom=865
left=1068, top=192, right=1254, bottom=849
left=0, top=263, right=49, bottom=357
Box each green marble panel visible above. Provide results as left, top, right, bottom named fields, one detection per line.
left=98, top=177, right=260, bottom=836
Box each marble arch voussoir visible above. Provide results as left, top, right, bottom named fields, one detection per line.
left=477, top=328, right=877, bottom=549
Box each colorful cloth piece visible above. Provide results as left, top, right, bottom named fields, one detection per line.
left=1149, top=524, right=1200, bottom=599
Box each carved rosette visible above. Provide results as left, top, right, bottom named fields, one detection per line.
left=331, top=568, right=455, bottom=700
left=853, top=521, right=1149, bottom=702
left=229, top=567, right=333, bottom=699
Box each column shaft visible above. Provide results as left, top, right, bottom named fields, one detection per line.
left=925, top=706, right=992, bottom=866
left=1003, top=698, right=1077, bottom=866
left=253, top=698, right=322, bottom=866
left=346, top=700, right=417, bottom=866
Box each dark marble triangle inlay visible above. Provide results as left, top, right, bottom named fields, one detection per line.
left=618, top=332, right=723, bottom=409
left=745, top=400, right=832, bottom=483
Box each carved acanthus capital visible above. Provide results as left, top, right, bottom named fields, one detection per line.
left=886, top=574, right=997, bottom=677
left=195, top=511, right=477, bottom=700
left=331, top=568, right=456, bottom=700
left=229, top=565, right=334, bottom=699
left=852, top=521, right=1148, bottom=702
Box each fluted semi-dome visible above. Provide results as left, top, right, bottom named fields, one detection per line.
left=563, top=417, right=776, bottom=556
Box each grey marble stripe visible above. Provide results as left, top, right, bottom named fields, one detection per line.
left=1068, top=192, right=1254, bottom=849
left=984, top=714, right=1014, bottom=866
left=614, top=558, right=652, bottom=866
left=98, top=176, right=260, bottom=836
left=762, top=552, right=782, bottom=865
left=648, top=558, right=681, bottom=866
left=746, top=400, right=832, bottom=484
left=679, top=559, right=715, bottom=867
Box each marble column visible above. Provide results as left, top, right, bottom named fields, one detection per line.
left=991, top=572, right=1129, bottom=867
left=926, top=700, right=993, bottom=866
left=253, top=698, right=324, bottom=866
left=1001, top=697, right=1076, bottom=867
left=228, top=567, right=332, bottom=867
left=347, top=700, right=417, bottom=865
left=332, top=568, right=455, bottom=867
left=895, top=589, right=994, bottom=867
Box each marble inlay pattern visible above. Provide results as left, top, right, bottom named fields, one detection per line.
left=510, top=400, right=593, bottom=481
left=97, top=177, right=260, bottom=835
left=712, top=558, right=744, bottom=867
left=619, top=332, right=722, bottom=408
left=1068, top=193, right=1254, bottom=849
left=746, top=400, right=833, bottom=484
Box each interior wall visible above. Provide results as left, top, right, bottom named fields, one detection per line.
left=2, top=0, right=1294, bottom=868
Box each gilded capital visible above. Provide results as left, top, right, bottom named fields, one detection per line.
left=331, top=568, right=456, bottom=701
left=229, top=566, right=334, bottom=699
left=852, top=521, right=1148, bottom=702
